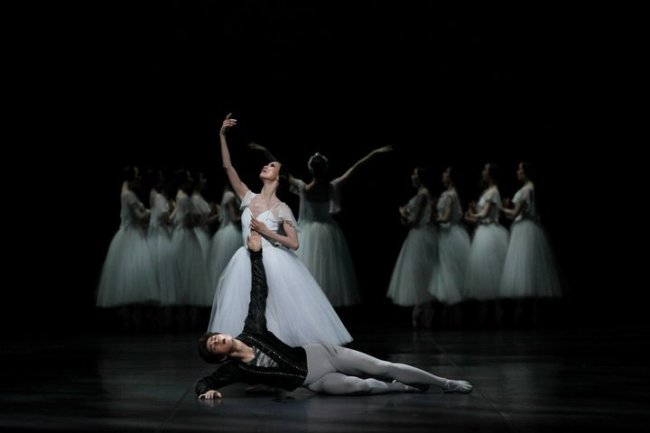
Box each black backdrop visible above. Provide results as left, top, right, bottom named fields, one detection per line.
left=6, top=2, right=643, bottom=336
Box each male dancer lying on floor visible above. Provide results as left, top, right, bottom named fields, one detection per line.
left=196, top=231, right=472, bottom=399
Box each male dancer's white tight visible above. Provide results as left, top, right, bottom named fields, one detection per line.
left=302, top=344, right=449, bottom=395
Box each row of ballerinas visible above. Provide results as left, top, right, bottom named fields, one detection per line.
left=95, top=167, right=244, bottom=309
left=97, top=112, right=562, bottom=346
left=387, top=161, right=562, bottom=327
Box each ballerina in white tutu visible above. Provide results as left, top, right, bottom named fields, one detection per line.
left=207, top=114, right=352, bottom=346
left=170, top=169, right=211, bottom=307
left=463, top=163, right=508, bottom=302
left=96, top=166, right=158, bottom=309
left=387, top=167, right=438, bottom=328
left=249, top=143, right=392, bottom=307
left=144, top=168, right=177, bottom=306
left=191, top=171, right=217, bottom=263
left=499, top=162, right=562, bottom=300
left=428, top=166, right=470, bottom=307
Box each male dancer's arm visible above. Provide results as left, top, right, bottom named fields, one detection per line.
left=242, top=232, right=269, bottom=334
left=195, top=233, right=268, bottom=397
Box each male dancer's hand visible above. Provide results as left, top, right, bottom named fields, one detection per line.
left=198, top=390, right=222, bottom=399
left=247, top=230, right=262, bottom=252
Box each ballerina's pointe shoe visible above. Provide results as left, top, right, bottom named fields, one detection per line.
left=443, top=379, right=473, bottom=393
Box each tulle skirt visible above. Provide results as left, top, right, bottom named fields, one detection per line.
left=387, top=225, right=438, bottom=306
left=428, top=224, right=471, bottom=304
left=171, top=227, right=211, bottom=306
left=463, top=223, right=508, bottom=300
left=194, top=227, right=211, bottom=263
left=97, top=226, right=158, bottom=307
left=209, top=245, right=352, bottom=346
left=297, top=220, right=360, bottom=307
left=500, top=220, right=562, bottom=298
left=148, top=226, right=177, bottom=305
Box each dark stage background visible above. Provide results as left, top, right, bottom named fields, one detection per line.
left=6, top=2, right=643, bottom=336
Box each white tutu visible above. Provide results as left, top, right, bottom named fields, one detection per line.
left=148, top=191, right=176, bottom=305
left=208, top=191, right=352, bottom=346
left=387, top=193, right=437, bottom=306
left=192, top=193, right=212, bottom=261
left=194, top=227, right=211, bottom=262
left=97, top=191, right=158, bottom=307
left=171, top=194, right=211, bottom=306
left=463, top=223, right=508, bottom=300
left=500, top=220, right=562, bottom=298
left=297, top=220, right=360, bottom=307
left=291, top=179, right=359, bottom=307
left=210, top=245, right=353, bottom=346
left=148, top=227, right=176, bottom=305
left=429, top=224, right=470, bottom=304
left=387, top=224, right=438, bottom=306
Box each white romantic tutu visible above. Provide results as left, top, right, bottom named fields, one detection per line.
left=194, top=227, right=211, bottom=263
left=97, top=225, right=158, bottom=307
left=298, top=220, right=360, bottom=307
left=171, top=226, right=212, bottom=306
left=192, top=193, right=212, bottom=262
left=208, top=190, right=351, bottom=346
left=499, top=220, right=562, bottom=298
left=209, top=244, right=352, bottom=346
left=148, top=192, right=176, bottom=305
left=428, top=224, right=471, bottom=305
left=148, top=225, right=177, bottom=305
left=208, top=191, right=352, bottom=346
left=387, top=225, right=438, bottom=306
left=463, top=223, right=508, bottom=300
left=290, top=179, right=360, bottom=307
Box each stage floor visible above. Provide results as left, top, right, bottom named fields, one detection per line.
left=2, top=322, right=649, bottom=432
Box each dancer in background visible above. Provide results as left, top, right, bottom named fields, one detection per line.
left=96, top=166, right=158, bottom=329
left=170, top=169, right=211, bottom=308
left=387, top=167, right=438, bottom=328
left=145, top=168, right=176, bottom=306
left=463, top=162, right=509, bottom=326
left=250, top=142, right=392, bottom=307
left=428, top=167, right=470, bottom=315
left=499, top=162, right=562, bottom=324
left=192, top=171, right=218, bottom=262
